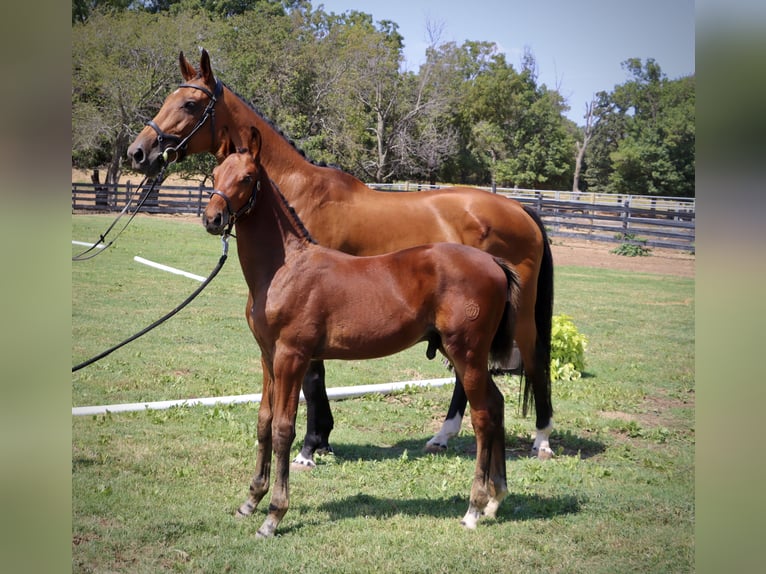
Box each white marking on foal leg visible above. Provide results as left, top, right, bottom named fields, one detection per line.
left=425, top=414, right=462, bottom=453
left=290, top=452, right=316, bottom=470
left=461, top=505, right=481, bottom=530
left=531, top=420, right=554, bottom=460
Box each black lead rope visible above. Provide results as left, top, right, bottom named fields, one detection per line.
left=72, top=166, right=167, bottom=261
left=72, top=234, right=230, bottom=372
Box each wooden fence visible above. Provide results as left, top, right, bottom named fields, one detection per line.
left=72, top=181, right=695, bottom=252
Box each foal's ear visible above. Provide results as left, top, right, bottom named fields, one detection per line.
left=179, top=51, right=196, bottom=82
left=216, top=127, right=235, bottom=159
left=199, top=49, right=215, bottom=88
left=248, top=126, right=262, bottom=162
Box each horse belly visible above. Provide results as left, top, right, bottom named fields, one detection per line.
left=317, top=306, right=426, bottom=361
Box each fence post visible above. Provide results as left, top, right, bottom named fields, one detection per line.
left=197, top=182, right=204, bottom=217
left=622, top=200, right=631, bottom=235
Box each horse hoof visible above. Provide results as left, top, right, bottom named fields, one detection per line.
left=315, top=445, right=334, bottom=456
left=235, top=502, right=254, bottom=519
left=291, top=452, right=317, bottom=471
left=533, top=446, right=554, bottom=460
left=424, top=441, right=447, bottom=454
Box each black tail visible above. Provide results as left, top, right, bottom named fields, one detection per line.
left=521, top=204, right=554, bottom=419
left=489, top=258, right=520, bottom=369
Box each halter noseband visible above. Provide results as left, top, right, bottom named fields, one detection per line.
left=148, top=78, right=224, bottom=165
left=209, top=177, right=260, bottom=234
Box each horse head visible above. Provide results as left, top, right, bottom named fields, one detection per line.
left=127, top=49, right=223, bottom=176
left=203, top=127, right=262, bottom=236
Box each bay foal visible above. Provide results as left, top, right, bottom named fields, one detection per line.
left=203, top=128, right=518, bottom=536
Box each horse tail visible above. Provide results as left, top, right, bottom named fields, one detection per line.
left=521, top=204, right=554, bottom=418
left=489, top=257, right=520, bottom=370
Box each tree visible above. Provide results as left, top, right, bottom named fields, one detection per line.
left=584, top=59, right=695, bottom=197
left=572, top=99, right=595, bottom=192
left=72, top=9, right=224, bottom=184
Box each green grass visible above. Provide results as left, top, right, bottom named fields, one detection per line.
left=72, top=214, right=694, bottom=573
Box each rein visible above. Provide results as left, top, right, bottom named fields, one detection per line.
left=72, top=165, right=167, bottom=261
left=148, top=78, right=223, bottom=165
left=72, top=234, right=230, bottom=372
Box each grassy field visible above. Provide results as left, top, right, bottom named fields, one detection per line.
left=72, top=214, right=694, bottom=573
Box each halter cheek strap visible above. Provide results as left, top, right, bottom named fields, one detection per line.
left=209, top=178, right=260, bottom=233
left=148, top=78, right=224, bottom=165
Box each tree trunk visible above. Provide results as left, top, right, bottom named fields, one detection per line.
left=572, top=100, right=595, bottom=192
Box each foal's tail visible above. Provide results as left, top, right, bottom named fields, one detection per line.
left=489, top=257, right=520, bottom=370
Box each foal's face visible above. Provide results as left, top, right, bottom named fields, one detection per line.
left=203, top=152, right=258, bottom=235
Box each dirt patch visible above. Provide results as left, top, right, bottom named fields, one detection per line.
left=550, top=237, right=694, bottom=278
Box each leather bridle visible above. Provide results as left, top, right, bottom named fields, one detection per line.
left=209, top=177, right=260, bottom=234
left=147, top=78, right=224, bottom=165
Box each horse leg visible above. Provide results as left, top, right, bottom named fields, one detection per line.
left=458, top=366, right=508, bottom=529
left=424, top=376, right=465, bottom=453
left=292, top=360, right=334, bottom=470
left=257, top=353, right=305, bottom=538
left=479, top=376, right=508, bottom=520
left=237, top=358, right=273, bottom=519
left=516, top=310, right=555, bottom=460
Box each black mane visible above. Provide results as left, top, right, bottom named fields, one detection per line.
left=224, top=82, right=344, bottom=172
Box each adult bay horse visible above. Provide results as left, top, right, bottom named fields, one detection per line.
left=203, top=128, right=517, bottom=537
left=127, top=49, right=555, bottom=463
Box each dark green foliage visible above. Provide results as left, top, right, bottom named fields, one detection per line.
left=72, top=6, right=694, bottom=196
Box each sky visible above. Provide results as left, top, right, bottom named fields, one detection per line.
left=315, top=0, right=695, bottom=125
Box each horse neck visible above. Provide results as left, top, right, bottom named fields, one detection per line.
left=218, top=86, right=371, bottom=208
left=234, top=172, right=315, bottom=289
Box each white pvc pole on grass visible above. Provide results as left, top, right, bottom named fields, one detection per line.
left=71, top=377, right=454, bottom=416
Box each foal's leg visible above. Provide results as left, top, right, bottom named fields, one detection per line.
left=424, top=376, right=466, bottom=453
left=292, top=360, right=334, bottom=470
left=458, top=367, right=508, bottom=530
left=237, top=358, right=273, bottom=519
left=257, top=353, right=306, bottom=538
left=478, top=376, right=508, bottom=520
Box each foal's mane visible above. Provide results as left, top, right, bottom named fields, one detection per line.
left=254, top=162, right=317, bottom=246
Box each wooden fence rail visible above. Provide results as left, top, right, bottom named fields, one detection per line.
left=72, top=181, right=695, bottom=252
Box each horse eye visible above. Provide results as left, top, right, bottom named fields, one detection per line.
left=183, top=100, right=197, bottom=111
left=242, top=175, right=252, bottom=184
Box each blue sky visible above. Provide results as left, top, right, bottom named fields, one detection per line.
left=315, top=0, right=695, bottom=125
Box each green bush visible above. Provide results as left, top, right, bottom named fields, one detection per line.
left=550, top=314, right=588, bottom=381
left=611, top=233, right=652, bottom=257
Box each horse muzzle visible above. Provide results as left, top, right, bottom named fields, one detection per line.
left=127, top=136, right=164, bottom=177
left=202, top=209, right=229, bottom=236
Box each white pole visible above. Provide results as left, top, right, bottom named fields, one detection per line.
left=72, top=377, right=454, bottom=416
left=72, top=240, right=106, bottom=249
left=133, top=256, right=206, bottom=282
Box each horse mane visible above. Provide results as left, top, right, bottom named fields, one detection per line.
left=262, top=174, right=318, bottom=246
left=223, top=82, right=345, bottom=172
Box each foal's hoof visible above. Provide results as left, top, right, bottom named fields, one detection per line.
left=291, top=452, right=317, bottom=471
left=235, top=501, right=255, bottom=519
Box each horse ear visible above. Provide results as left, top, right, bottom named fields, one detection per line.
left=216, top=127, right=234, bottom=159
left=199, top=49, right=215, bottom=87
left=179, top=51, right=196, bottom=81
left=249, top=126, right=262, bottom=162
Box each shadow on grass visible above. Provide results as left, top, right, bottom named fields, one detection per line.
left=316, top=491, right=581, bottom=524
left=321, top=428, right=605, bottom=465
